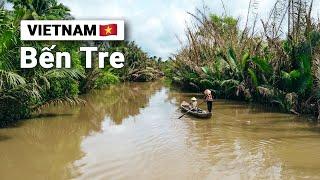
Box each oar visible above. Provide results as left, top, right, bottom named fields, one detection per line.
left=178, top=100, right=205, bottom=119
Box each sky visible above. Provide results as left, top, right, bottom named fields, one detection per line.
left=59, top=0, right=320, bottom=59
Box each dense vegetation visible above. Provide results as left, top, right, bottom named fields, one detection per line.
left=4, top=0, right=320, bottom=123
left=0, top=0, right=162, bottom=124
left=165, top=0, right=320, bottom=119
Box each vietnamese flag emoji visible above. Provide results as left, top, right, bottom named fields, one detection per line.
left=100, top=24, right=117, bottom=36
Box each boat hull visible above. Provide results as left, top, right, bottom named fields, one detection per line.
left=180, top=102, right=212, bottom=119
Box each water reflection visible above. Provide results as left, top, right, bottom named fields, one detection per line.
left=0, top=81, right=163, bottom=180
left=0, top=81, right=319, bottom=179
left=81, top=81, right=163, bottom=125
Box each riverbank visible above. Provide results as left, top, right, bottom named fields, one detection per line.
left=0, top=2, right=163, bottom=124
left=164, top=2, right=320, bottom=120
left=167, top=77, right=319, bottom=120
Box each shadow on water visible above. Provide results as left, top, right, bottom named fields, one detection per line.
left=0, top=113, right=74, bottom=129
left=1, top=81, right=320, bottom=179
left=0, top=81, right=164, bottom=180
left=79, top=81, right=163, bottom=125
left=0, top=120, right=24, bottom=129
left=0, top=135, right=11, bottom=142
left=33, top=113, right=74, bottom=119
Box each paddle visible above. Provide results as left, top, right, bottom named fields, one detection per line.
left=178, top=100, right=205, bottom=119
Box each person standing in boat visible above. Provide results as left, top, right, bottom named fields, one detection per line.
left=204, top=89, right=213, bottom=113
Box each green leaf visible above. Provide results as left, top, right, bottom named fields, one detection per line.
left=252, top=56, right=272, bottom=73
left=289, top=70, right=301, bottom=79
left=0, top=70, right=26, bottom=90
left=299, top=53, right=311, bottom=74
left=45, top=69, right=85, bottom=80
left=281, top=71, right=291, bottom=80
left=226, top=47, right=238, bottom=71
left=281, top=71, right=292, bottom=89
left=241, top=52, right=250, bottom=70
left=200, top=79, right=214, bottom=89
left=201, top=66, right=209, bottom=75
left=221, top=79, right=240, bottom=88
left=248, top=68, right=258, bottom=87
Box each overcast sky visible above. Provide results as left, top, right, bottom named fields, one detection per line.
left=59, top=0, right=320, bottom=58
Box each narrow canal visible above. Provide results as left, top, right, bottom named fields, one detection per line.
left=0, top=81, right=320, bottom=179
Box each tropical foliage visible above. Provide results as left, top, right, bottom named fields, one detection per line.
left=166, top=0, right=320, bottom=119
left=0, top=0, right=84, bottom=123
left=0, top=0, right=161, bottom=124
left=108, top=41, right=164, bottom=82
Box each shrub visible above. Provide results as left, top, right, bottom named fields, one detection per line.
left=95, top=71, right=120, bottom=89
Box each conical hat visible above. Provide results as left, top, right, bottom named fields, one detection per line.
left=191, top=97, right=197, bottom=101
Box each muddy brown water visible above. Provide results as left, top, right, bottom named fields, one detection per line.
left=0, top=81, right=320, bottom=180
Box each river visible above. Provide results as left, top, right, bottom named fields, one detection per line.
left=0, top=81, right=320, bottom=179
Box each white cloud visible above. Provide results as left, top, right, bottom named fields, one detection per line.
left=59, top=0, right=320, bottom=59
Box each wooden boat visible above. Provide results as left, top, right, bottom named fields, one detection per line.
left=180, top=101, right=212, bottom=119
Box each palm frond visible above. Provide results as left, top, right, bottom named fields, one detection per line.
left=248, top=68, right=258, bottom=87
left=221, top=79, right=240, bottom=88
left=0, top=70, right=26, bottom=90
left=44, top=68, right=85, bottom=80
left=252, top=56, right=272, bottom=73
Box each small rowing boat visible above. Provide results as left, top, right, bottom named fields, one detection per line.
left=180, top=101, right=212, bottom=119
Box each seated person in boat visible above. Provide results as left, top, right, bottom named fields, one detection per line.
left=190, top=97, right=198, bottom=111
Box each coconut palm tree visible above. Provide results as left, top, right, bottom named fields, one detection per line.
left=0, top=0, right=84, bottom=123
left=7, top=0, right=71, bottom=20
